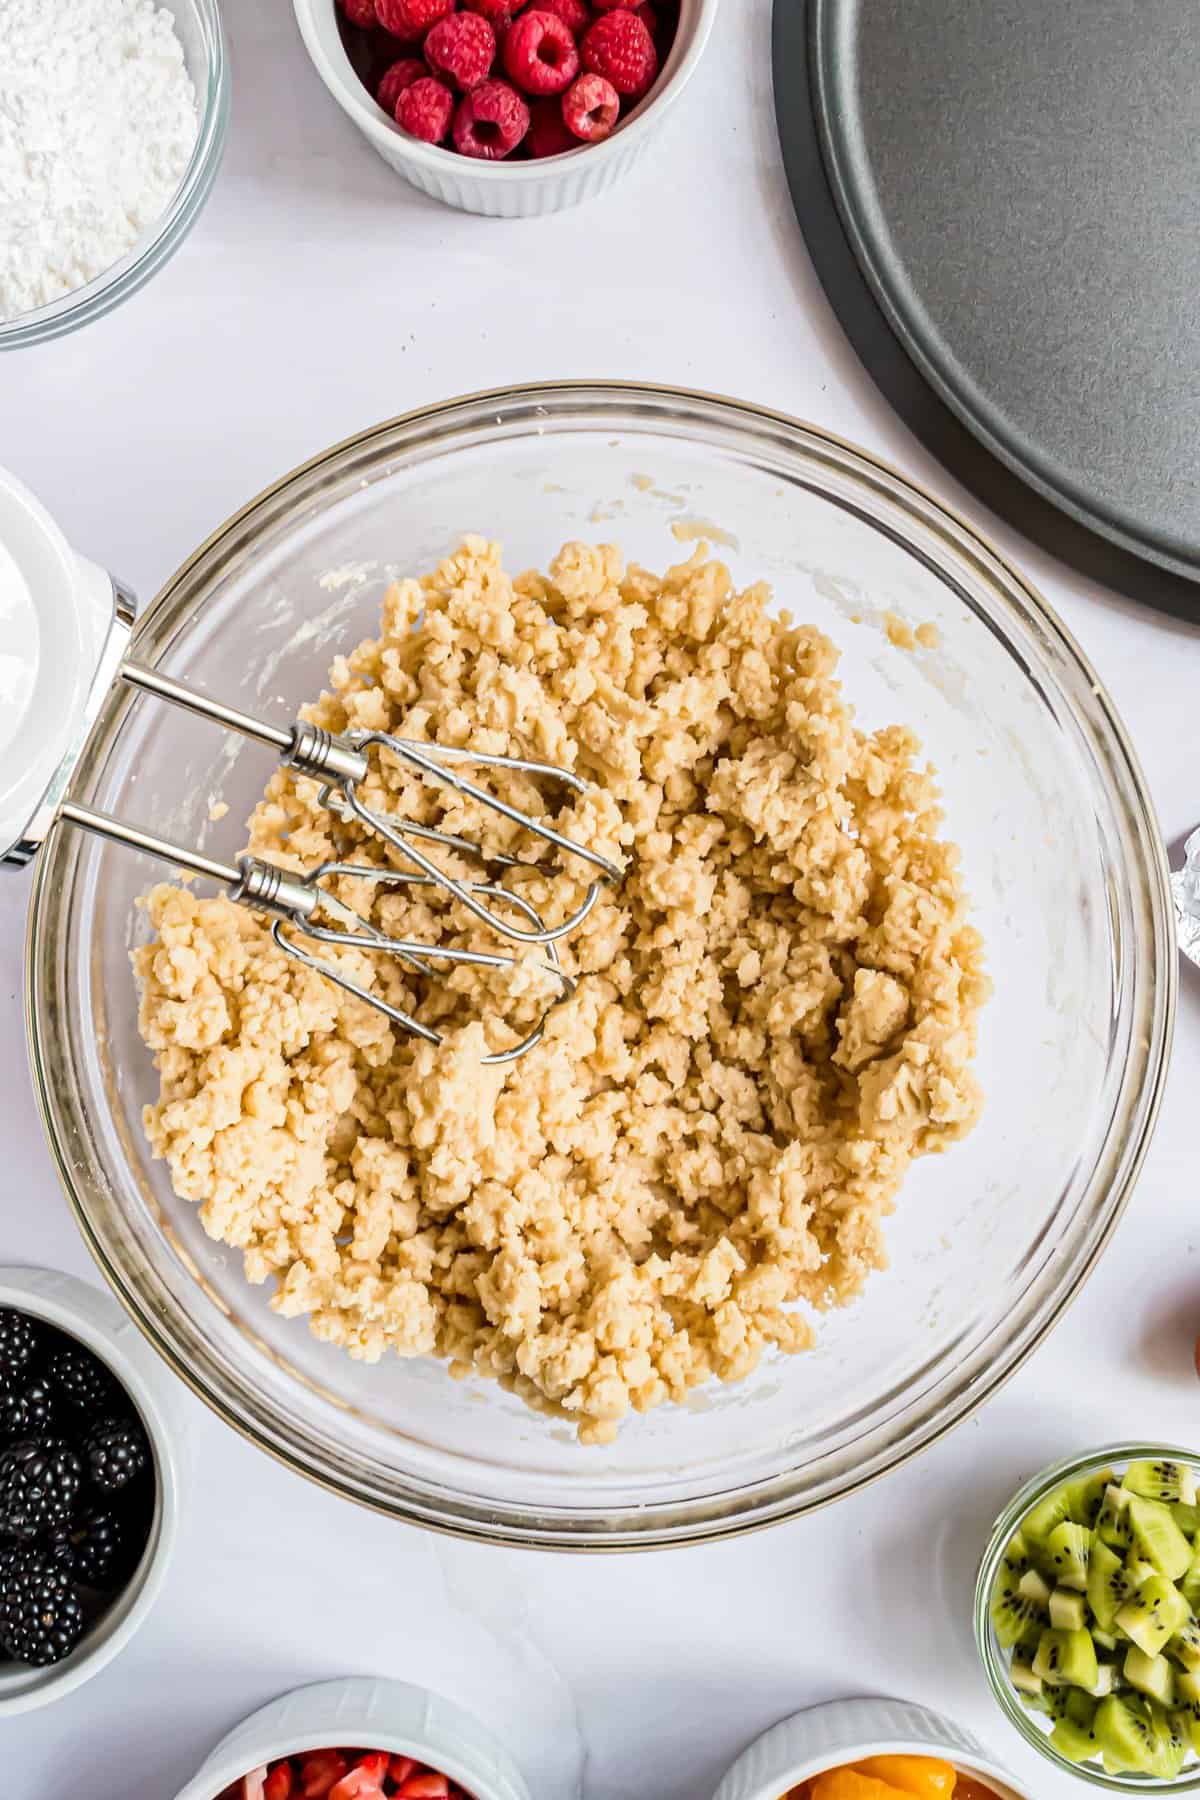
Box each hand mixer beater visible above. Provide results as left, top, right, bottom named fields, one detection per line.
left=58, top=660, right=622, bottom=1064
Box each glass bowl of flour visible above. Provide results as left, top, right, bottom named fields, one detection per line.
left=0, top=0, right=228, bottom=349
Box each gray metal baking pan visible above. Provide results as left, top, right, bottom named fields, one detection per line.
left=793, top=0, right=1200, bottom=609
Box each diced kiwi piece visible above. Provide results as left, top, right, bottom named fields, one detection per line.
left=1128, top=1555, right=1158, bottom=1587
left=1179, top=1670, right=1200, bottom=1705
left=1176, top=1699, right=1200, bottom=1751
left=1066, top=1469, right=1115, bottom=1528
left=1051, top=1719, right=1097, bottom=1763
left=1171, top=1617, right=1200, bottom=1671
left=1044, top=1520, right=1090, bottom=1591
left=1049, top=1587, right=1087, bottom=1630
left=1011, top=1656, right=1042, bottom=1697
left=1097, top=1484, right=1135, bottom=1551
left=1018, top=1567, right=1051, bottom=1606
left=1125, top=1459, right=1199, bottom=1509
left=1129, top=1496, right=1193, bottom=1581
left=1067, top=1689, right=1099, bottom=1726
left=1094, top=1626, right=1119, bottom=1652
left=1126, top=1646, right=1177, bottom=1706
left=1088, top=1663, right=1118, bottom=1698
left=1032, top=1682, right=1083, bottom=1722
left=1119, top=1574, right=1190, bottom=1657
left=1146, top=1701, right=1190, bottom=1778
left=1024, top=1486, right=1073, bottom=1544
left=1094, top=1695, right=1156, bottom=1773
left=991, top=1542, right=1048, bottom=1649
left=1035, top=1627, right=1100, bottom=1691
left=1176, top=1503, right=1200, bottom=1539
left=1171, top=1709, right=1200, bottom=1764
left=1181, top=1550, right=1200, bottom=1614
left=1088, top=1539, right=1132, bottom=1633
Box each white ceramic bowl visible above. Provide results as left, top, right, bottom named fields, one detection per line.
left=291, top=0, right=718, bottom=215
left=0, top=1266, right=183, bottom=1715
left=173, top=1677, right=532, bottom=1800
left=712, top=1697, right=1027, bottom=1800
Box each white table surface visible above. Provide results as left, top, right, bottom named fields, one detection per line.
left=4, top=1, right=1200, bottom=1794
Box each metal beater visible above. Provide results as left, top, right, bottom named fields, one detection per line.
left=60, top=661, right=622, bottom=1064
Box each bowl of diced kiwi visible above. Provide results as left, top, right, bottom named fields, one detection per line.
left=976, top=1446, right=1200, bottom=1787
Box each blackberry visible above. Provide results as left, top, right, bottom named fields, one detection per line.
left=44, top=1343, right=120, bottom=1418
left=0, top=1550, right=85, bottom=1666
left=0, top=1375, right=58, bottom=1442
left=0, top=1438, right=84, bottom=1539
left=83, top=1417, right=149, bottom=1494
left=67, top=1507, right=126, bottom=1587
left=0, top=1310, right=41, bottom=1384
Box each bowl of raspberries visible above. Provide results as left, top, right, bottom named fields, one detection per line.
left=175, top=1679, right=532, bottom=1800
left=292, top=0, right=717, bottom=212
left=0, top=1267, right=180, bottom=1713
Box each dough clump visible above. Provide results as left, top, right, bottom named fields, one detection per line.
left=135, top=538, right=988, bottom=1444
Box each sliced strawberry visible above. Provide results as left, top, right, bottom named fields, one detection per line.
left=388, top=1759, right=420, bottom=1785
left=330, top=1754, right=390, bottom=1800
left=264, top=1766, right=295, bottom=1800
left=299, top=1752, right=350, bottom=1799
left=394, top=1779, right=451, bottom=1799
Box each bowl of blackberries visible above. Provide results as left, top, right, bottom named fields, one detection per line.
left=0, top=1267, right=180, bottom=1713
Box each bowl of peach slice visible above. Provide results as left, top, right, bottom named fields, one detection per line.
left=784, top=1756, right=1000, bottom=1800
left=712, top=1698, right=1026, bottom=1800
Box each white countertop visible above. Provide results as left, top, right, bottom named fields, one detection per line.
left=4, top=1, right=1200, bottom=1794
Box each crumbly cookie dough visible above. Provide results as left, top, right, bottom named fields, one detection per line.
left=135, top=538, right=989, bottom=1444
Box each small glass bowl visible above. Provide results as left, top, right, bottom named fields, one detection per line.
left=975, top=1443, right=1200, bottom=1792
left=0, top=0, right=228, bottom=350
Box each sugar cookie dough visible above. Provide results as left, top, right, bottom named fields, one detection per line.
left=135, top=538, right=989, bottom=1444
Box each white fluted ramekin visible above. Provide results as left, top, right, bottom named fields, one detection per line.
left=0, top=1266, right=183, bottom=1715
left=291, top=0, right=718, bottom=216
left=173, top=1678, right=532, bottom=1800
left=712, top=1697, right=1028, bottom=1800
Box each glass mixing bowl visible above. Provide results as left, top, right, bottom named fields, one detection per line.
left=0, top=0, right=228, bottom=350
left=26, top=384, right=1175, bottom=1548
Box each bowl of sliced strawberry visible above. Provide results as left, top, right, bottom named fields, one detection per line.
left=180, top=1679, right=531, bottom=1800
left=217, top=1749, right=473, bottom=1800
left=292, top=0, right=718, bottom=213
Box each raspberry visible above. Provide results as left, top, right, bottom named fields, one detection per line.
left=527, top=96, right=578, bottom=155
left=503, top=9, right=579, bottom=95
left=581, top=8, right=657, bottom=96
left=375, top=0, right=453, bottom=40
left=395, top=74, right=455, bottom=142
left=562, top=70, right=619, bottom=138
left=463, top=0, right=526, bottom=16
left=452, top=78, right=530, bottom=157
left=377, top=56, right=426, bottom=117
left=533, top=0, right=588, bottom=27
left=338, top=0, right=379, bottom=25
left=634, top=1, right=658, bottom=30
left=424, top=11, right=497, bottom=90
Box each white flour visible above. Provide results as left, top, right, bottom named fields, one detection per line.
left=0, top=0, right=198, bottom=322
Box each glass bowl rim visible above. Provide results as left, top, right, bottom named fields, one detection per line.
left=0, top=0, right=229, bottom=351
left=24, top=381, right=1178, bottom=1547
left=974, top=1442, right=1200, bottom=1791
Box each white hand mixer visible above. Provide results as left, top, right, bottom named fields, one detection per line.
left=0, top=467, right=620, bottom=1064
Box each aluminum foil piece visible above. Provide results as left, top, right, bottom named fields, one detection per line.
left=1173, top=826, right=1200, bottom=967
